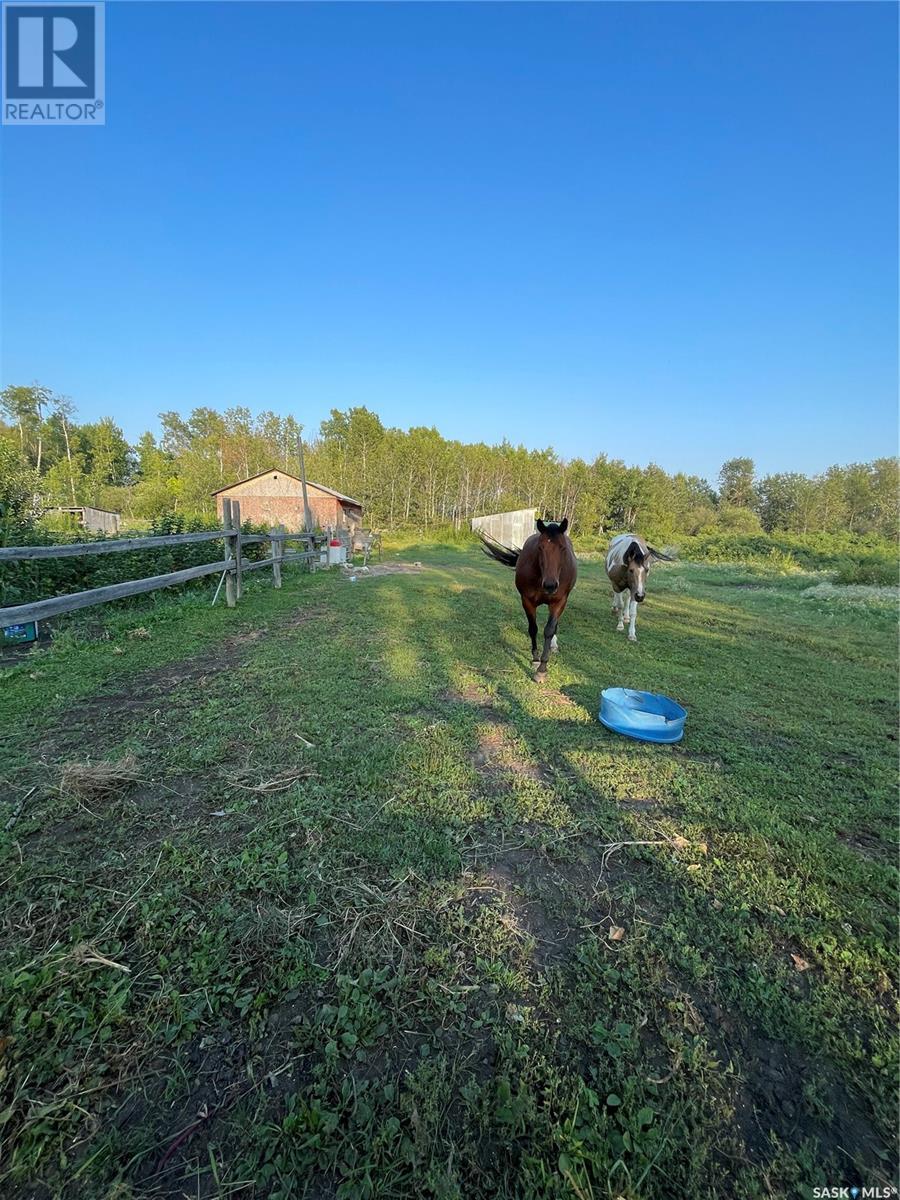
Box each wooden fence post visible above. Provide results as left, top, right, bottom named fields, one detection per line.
left=232, top=499, right=244, bottom=600
left=222, top=498, right=237, bottom=608
left=271, top=525, right=283, bottom=589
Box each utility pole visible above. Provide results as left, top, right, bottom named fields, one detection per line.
left=298, top=434, right=313, bottom=533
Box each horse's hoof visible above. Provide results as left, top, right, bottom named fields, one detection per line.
left=628, top=635, right=637, bottom=643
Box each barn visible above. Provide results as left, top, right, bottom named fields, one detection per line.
left=212, top=470, right=363, bottom=531
left=471, top=508, right=537, bottom=549
left=52, top=505, right=122, bottom=535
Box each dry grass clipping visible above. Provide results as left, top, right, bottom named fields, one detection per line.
left=233, top=767, right=316, bottom=794
left=60, top=756, right=141, bottom=799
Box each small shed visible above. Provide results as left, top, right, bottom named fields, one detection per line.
left=212, top=470, right=363, bottom=531
left=53, top=506, right=121, bottom=535
left=471, top=508, right=537, bottom=549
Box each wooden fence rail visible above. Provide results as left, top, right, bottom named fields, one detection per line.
left=0, top=499, right=338, bottom=627
left=0, top=530, right=320, bottom=561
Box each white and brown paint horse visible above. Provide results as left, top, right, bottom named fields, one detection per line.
left=606, top=534, right=671, bottom=642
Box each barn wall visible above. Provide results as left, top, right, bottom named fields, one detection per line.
left=80, top=507, right=120, bottom=535
left=214, top=474, right=360, bottom=530
left=217, top=472, right=305, bottom=502
left=340, top=505, right=363, bottom=532
left=216, top=493, right=341, bottom=529
left=471, top=509, right=536, bottom=549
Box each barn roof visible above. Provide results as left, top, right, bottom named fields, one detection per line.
left=212, top=469, right=362, bottom=507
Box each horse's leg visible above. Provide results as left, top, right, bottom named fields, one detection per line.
left=615, top=591, right=625, bottom=632
left=536, top=596, right=567, bottom=679
left=521, top=596, right=539, bottom=667
left=628, top=595, right=638, bottom=642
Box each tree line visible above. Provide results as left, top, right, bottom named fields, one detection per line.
left=1, top=383, right=897, bottom=543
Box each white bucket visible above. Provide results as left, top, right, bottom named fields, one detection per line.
left=327, top=541, right=346, bottom=566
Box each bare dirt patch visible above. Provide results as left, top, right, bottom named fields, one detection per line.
left=441, top=684, right=496, bottom=708
left=467, top=835, right=656, bottom=970
left=480, top=852, right=582, bottom=966
left=471, top=722, right=551, bottom=784
left=40, top=645, right=244, bottom=757
left=464, top=831, right=885, bottom=1183
left=672, top=748, right=724, bottom=771
left=25, top=773, right=246, bottom=860
left=616, top=796, right=660, bottom=812
left=283, top=604, right=328, bottom=628
left=665, top=979, right=889, bottom=1180
left=341, top=563, right=423, bottom=580
left=537, top=685, right=578, bottom=708
left=30, top=617, right=320, bottom=765
left=836, top=827, right=895, bottom=863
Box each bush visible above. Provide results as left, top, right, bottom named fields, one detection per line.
left=675, top=531, right=898, bottom=582
left=833, top=557, right=898, bottom=587
left=713, top=505, right=764, bottom=534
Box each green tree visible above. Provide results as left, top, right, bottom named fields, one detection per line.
left=716, top=504, right=763, bottom=533
left=718, top=457, right=756, bottom=508
left=49, top=395, right=80, bottom=504
left=1, top=383, right=53, bottom=471
left=757, top=472, right=810, bottom=532
left=76, top=418, right=133, bottom=494
left=0, top=435, right=42, bottom=542
left=842, top=463, right=875, bottom=533
left=870, top=457, right=899, bottom=538
left=318, top=407, right=386, bottom=502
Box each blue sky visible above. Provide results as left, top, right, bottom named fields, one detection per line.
left=1, top=1, right=897, bottom=481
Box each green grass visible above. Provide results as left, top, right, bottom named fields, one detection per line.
left=1, top=546, right=897, bottom=1199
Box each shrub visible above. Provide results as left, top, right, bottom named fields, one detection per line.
left=714, top=505, right=764, bottom=534
left=676, top=531, right=898, bottom=582
left=833, top=557, right=898, bottom=587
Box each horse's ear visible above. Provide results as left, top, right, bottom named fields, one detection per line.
left=559, top=518, right=569, bottom=534
left=536, top=519, right=546, bottom=534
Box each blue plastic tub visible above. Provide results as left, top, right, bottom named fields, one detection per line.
left=599, top=687, right=687, bottom=744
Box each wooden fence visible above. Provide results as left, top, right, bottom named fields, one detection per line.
left=0, top=499, right=333, bottom=627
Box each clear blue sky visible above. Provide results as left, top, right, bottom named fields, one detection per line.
left=1, top=1, right=897, bottom=481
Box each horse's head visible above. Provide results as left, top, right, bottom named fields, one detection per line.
left=623, top=540, right=649, bottom=601
left=536, top=518, right=569, bottom=595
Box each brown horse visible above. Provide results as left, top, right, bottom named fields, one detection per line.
left=479, top=518, right=577, bottom=679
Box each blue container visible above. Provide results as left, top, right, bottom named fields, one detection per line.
left=599, top=687, right=687, bottom=744
left=2, top=621, right=38, bottom=646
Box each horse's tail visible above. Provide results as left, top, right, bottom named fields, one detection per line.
left=478, top=532, right=520, bottom=569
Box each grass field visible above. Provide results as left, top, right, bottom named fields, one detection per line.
left=1, top=542, right=897, bottom=1200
